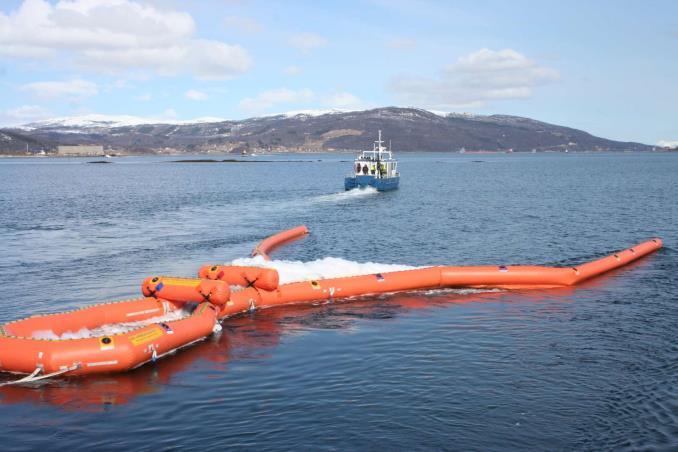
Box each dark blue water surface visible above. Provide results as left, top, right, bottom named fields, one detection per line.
left=0, top=153, right=676, bottom=451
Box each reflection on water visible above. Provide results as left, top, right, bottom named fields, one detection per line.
left=0, top=289, right=506, bottom=411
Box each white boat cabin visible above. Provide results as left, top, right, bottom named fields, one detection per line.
left=352, top=130, right=399, bottom=178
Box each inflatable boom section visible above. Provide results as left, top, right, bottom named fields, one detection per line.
left=208, top=238, right=662, bottom=318
left=0, top=298, right=220, bottom=376
left=251, top=225, right=309, bottom=260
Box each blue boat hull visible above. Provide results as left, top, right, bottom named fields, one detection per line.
left=345, top=175, right=399, bottom=191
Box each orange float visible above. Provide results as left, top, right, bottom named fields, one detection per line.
left=0, top=225, right=663, bottom=380
left=197, top=265, right=279, bottom=291
left=141, top=276, right=231, bottom=306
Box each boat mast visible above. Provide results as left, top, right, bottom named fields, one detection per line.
left=376, top=130, right=383, bottom=178
left=376, top=130, right=385, bottom=153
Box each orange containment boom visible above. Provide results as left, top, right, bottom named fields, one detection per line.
left=439, top=238, right=663, bottom=289
left=0, top=230, right=662, bottom=378
left=251, top=225, right=309, bottom=260
left=220, top=238, right=663, bottom=318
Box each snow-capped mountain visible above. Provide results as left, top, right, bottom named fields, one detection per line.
left=0, top=107, right=651, bottom=154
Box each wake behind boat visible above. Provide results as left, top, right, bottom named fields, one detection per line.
left=345, top=130, right=400, bottom=191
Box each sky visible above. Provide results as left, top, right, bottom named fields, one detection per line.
left=0, top=0, right=676, bottom=145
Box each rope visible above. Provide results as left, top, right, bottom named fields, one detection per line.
left=0, top=367, right=41, bottom=386
left=0, top=364, right=79, bottom=386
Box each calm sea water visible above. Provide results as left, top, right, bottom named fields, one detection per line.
left=0, top=152, right=676, bottom=451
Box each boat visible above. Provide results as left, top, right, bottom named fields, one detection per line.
left=0, top=226, right=662, bottom=380
left=344, top=130, right=399, bottom=191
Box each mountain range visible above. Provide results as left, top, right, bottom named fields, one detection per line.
left=0, top=107, right=652, bottom=154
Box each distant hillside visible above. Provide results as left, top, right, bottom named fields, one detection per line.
left=0, top=107, right=652, bottom=154
left=0, top=129, right=49, bottom=153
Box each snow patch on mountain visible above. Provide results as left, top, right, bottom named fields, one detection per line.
left=18, top=114, right=228, bottom=130
left=272, top=108, right=352, bottom=118
left=13, top=108, right=474, bottom=131
left=657, top=140, right=678, bottom=148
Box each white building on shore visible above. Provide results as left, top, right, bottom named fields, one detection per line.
left=57, top=145, right=104, bottom=156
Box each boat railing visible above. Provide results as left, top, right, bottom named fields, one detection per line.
left=347, top=170, right=399, bottom=178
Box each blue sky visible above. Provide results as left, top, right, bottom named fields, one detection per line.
left=0, top=0, right=676, bottom=145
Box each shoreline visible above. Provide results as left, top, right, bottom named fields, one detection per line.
left=1, top=149, right=676, bottom=158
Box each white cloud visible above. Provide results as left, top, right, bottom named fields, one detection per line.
left=224, top=16, right=262, bottom=33
left=657, top=140, right=678, bottom=148
left=0, top=0, right=251, bottom=79
left=185, top=89, right=208, bottom=101
left=79, top=39, right=250, bottom=80
left=1, top=105, right=51, bottom=125
left=240, top=88, right=314, bottom=112
left=283, top=65, right=303, bottom=76
left=21, top=78, right=99, bottom=99
left=323, top=92, right=363, bottom=109
left=389, top=48, right=559, bottom=108
left=288, top=32, right=327, bottom=53
left=135, top=93, right=152, bottom=101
